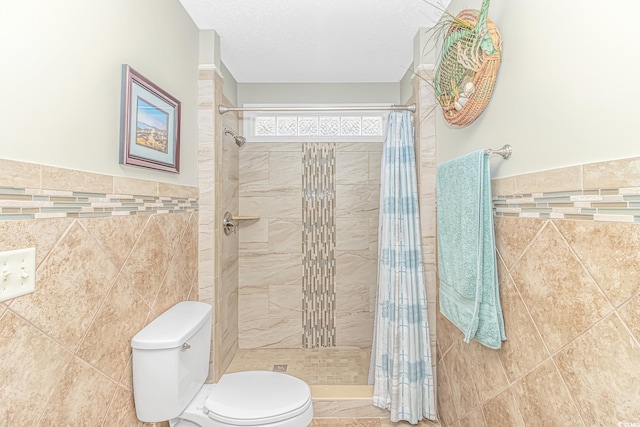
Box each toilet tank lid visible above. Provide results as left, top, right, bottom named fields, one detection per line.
left=131, top=302, right=212, bottom=350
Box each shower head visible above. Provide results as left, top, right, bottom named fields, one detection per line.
left=224, top=128, right=246, bottom=147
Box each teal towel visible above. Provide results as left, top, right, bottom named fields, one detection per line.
left=436, top=150, right=506, bottom=349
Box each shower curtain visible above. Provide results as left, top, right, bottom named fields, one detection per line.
left=370, top=111, right=436, bottom=423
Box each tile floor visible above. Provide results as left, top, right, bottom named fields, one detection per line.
left=225, top=347, right=372, bottom=385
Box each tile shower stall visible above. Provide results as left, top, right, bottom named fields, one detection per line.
left=234, top=141, right=382, bottom=385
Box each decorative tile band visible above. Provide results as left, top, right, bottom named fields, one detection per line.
left=493, top=186, right=640, bottom=223
left=0, top=186, right=198, bottom=220
left=302, top=142, right=336, bottom=348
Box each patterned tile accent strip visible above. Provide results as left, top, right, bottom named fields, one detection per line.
left=493, top=187, right=640, bottom=223
left=302, top=142, right=337, bottom=348
left=0, top=187, right=198, bottom=220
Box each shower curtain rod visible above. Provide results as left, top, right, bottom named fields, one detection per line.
left=218, top=104, right=417, bottom=114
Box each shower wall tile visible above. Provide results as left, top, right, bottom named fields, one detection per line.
left=336, top=218, right=369, bottom=251
left=239, top=253, right=302, bottom=286
left=269, top=218, right=302, bottom=253
left=335, top=251, right=376, bottom=314
left=239, top=151, right=269, bottom=185
left=269, top=284, right=302, bottom=318
left=335, top=311, right=374, bottom=347
left=240, top=188, right=301, bottom=218
left=336, top=152, right=369, bottom=184
left=239, top=317, right=300, bottom=348
left=269, top=151, right=302, bottom=186
left=242, top=142, right=301, bottom=152
left=368, top=151, right=382, bottom=181
left=336, top=184, right=379, bottom=217
left=416, top=71, right=439, bottom=391
left=238, top=286, right=269, bottom=324
left=368, top=218, right=379, bottom=253
left=336, top=142, right=383, bottom=153
left=199, top=74, right=240, bottom=380
left=239, top=141, right=380, bottom=349
left=239, top=218, right=268, bottom=244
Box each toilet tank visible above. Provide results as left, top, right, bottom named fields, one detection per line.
left=131, top=301, right=212, bottom=422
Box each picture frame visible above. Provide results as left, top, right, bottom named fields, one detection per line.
left=120, top=65, right=181, bottom=173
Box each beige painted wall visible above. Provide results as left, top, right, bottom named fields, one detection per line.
left=435, top=0, right=640, bottom=177
left=0, top=0, right=199, bottom=186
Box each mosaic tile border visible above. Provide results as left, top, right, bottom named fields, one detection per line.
left=302, top=142, right=337, bottom=348
left=493, top=186, right=640, bottom=223
left=0, top=186, right=198, bottom=220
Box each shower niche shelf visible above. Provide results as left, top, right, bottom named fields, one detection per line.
left=234, top=215, right=260, bottom=221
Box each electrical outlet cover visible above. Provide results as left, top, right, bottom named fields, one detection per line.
left=0, top=247, right=36, bottom=302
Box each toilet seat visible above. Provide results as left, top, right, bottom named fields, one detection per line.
left=204, top=371, right=312, bottom=426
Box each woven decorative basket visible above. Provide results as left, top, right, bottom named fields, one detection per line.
left=434, top=0, right=502, bottom=127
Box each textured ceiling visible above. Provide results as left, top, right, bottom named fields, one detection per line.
left=178, top=0, right=451, bottom=83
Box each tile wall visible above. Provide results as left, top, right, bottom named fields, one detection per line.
left=238, top=141, right=382, bottom=348
left=0, top=159, right=198, bottom=426
left=414, top=69, right=439, bottom=385
left=436, top=157, right=640, bottom=426
left=198, top=69, right=240, bottom=380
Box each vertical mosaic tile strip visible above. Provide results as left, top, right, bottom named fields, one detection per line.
left=492, top=187, right=640, bottom=223
left=302, top=142, right=336, bottom=348
left=0, top=187, right=198, bottom=220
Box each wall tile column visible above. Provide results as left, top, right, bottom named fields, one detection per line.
left=197, top=68, right=239, bottom=380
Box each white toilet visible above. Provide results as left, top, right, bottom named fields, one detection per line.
left=131, top=301, right=313, bottom=426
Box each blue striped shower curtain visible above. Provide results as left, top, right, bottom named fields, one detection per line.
left=370, top=111, right=436, bottom=423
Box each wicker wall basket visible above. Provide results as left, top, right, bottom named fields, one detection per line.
left=434, top=1, right=502, bottom=127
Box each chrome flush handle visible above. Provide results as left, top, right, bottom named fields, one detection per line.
left=181, top=342, right=191, bottom=351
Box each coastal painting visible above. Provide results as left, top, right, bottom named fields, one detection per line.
left=135, top=97, right=169, bottom=154
left=120, top=64, right=181, bottom=173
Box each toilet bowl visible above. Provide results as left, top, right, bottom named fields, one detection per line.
left=131, top=301, right=313, bottom=427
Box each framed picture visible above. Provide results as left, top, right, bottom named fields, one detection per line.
left=120, top=65, right=181, bottom=173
